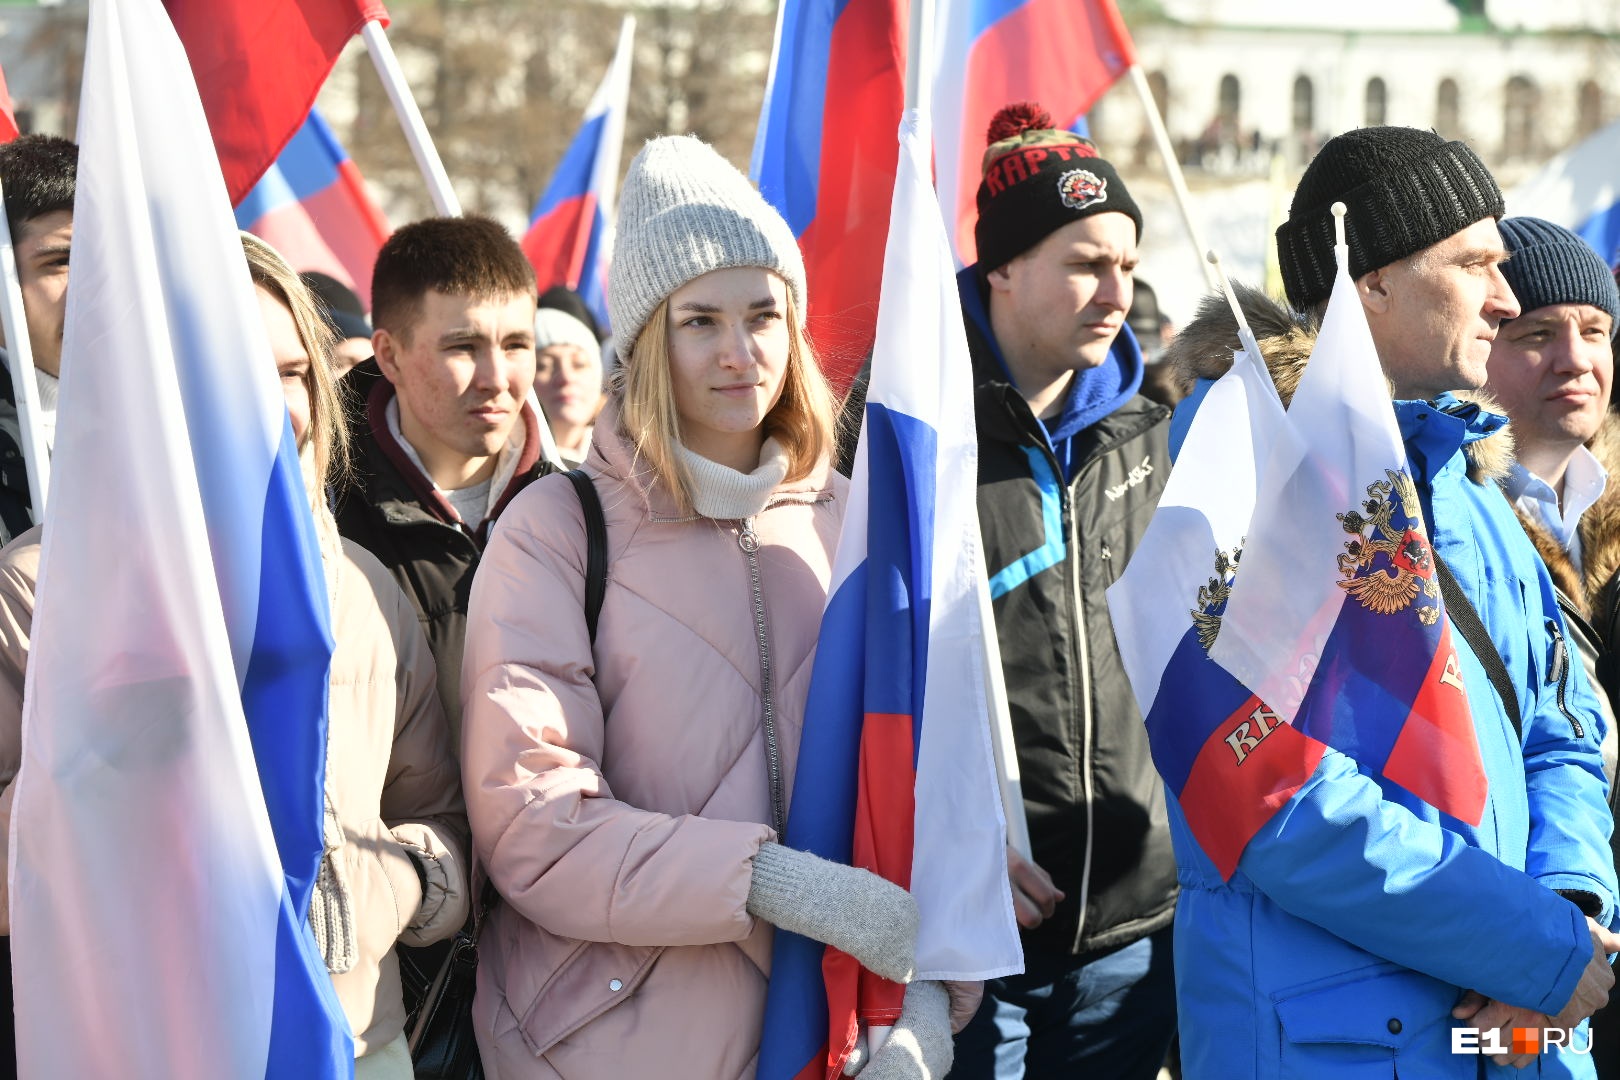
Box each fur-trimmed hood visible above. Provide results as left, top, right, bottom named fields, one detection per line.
left=1160, top=282, right=1516, bottom=485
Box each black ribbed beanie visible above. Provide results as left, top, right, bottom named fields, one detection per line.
left=1498, top=216, right=1620, bottom=338
left=1276, top=126, right=1503, bottom=311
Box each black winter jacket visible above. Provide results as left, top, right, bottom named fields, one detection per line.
left=962, top=273, right=1178, bottom=958
left=333, top=360, right=548, bottom=743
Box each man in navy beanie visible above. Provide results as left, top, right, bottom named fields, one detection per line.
left=1163, top=128, right=1620, bottom=1078
left=1483, top=217, right=1620, bottom=1074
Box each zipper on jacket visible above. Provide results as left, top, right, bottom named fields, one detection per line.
left=740, top=517, right=787, bottom=838
left=1548, top=619, right=1584, bottom=739
left=1065, top=487, right=1096, bottom=945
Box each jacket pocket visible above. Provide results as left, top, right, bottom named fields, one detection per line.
left=1273, top=962, right=1452, bottom=1073
left=517, top=936, right=664, bottom=1057
left=348, top=816, right=425, bottom=943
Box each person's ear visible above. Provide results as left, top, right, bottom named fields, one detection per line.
left=372, top=329, right=400, bottom=382
left=1357, top=266, right=1393, bottom=316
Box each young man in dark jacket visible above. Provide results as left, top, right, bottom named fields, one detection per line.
left=335, top=216, right=547, bottom=744
left=948, top=103, right=1176, bottom=1080
left=0, top=135, right=78, bottom=545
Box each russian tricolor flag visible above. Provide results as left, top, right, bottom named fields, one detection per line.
left=933, top=0, right=1135, bottom=264
left=1108, top=346, right=1330, bottom=878
left=235, top=107, right=391, bottom=302
left=1109, top=249, right=1488, bottom=880
left=164, top=0, right=388, bottom=205
left=1209, top=252, right=1487, bottom=829
left=522, top=15, right=633, bottom=334
left=1509, top=117, right=1620, bottom=268
left=757, top=111, right=1020, bottom=1080
left=751, top=0, right=905, bottom=394
left=10, top=0, right=350, bottom=1076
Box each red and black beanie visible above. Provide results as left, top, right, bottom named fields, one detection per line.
left=973, top=102, right=1143, bottom=274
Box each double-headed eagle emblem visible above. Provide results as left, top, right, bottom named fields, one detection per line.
left=1336, top=469, right=1441, bottom=624
left=1192, top=545, right=1242, bottom=651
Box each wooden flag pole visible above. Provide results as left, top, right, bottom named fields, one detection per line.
left=1126, top=63, right=1219, bottom=289
left=361, top=20, right=462, bottom=217
left=0, top=178, right=50, bottom=519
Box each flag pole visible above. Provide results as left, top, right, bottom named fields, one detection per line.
left=1126, top=64, right=1218, bottom=289
left=0, top=180, right=50, bottom=518
left=360, top=20, right=462, bottom=217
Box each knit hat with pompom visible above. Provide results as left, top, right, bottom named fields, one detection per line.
left=973, top=101, right=1142, bottom=274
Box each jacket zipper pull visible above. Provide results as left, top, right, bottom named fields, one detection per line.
left=739, top=518, right=760, bottom=554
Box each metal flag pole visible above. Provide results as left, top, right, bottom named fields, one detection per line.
left=1126, top=64, right=1219, bottom=289
left=361, top=20, right=462, bottom=217
left=0, top=178, right=50, bottom=518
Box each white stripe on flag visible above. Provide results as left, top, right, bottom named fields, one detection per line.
left=9, top=0, right=305, bottom=1076
left=877, top=111, right=1021, bottom=980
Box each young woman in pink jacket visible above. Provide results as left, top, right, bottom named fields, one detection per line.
left=460, top=136, right=963, bottom=1079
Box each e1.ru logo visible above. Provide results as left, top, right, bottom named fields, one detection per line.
left=1452, top=1026, right=1592, bottom=1055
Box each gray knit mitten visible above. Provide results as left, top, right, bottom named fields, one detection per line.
left=746, top=842, right=917, bottom=984
left=851, top=981, right=954, bottom=1080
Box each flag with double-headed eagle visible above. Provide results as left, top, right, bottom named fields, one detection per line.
left=1209, top=249, right=1487, bottom=833
left=1109, top=243, right=1487, bottom=878
left=1107, top=345, right=1330, bottom=878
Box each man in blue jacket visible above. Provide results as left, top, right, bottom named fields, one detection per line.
left=1162, top=126, right=1620, bottom=1077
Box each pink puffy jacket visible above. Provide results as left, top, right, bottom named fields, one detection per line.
left=461, top=413, right=846, bottom=1080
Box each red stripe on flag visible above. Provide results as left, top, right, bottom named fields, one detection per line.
left=523, top=192, right=597, bottom=293
left=164, top=0, right=389, bottom=205
left=822, top=712, right=915, bottom=1075
left=0, top=64, right=17, bottom=144
left=799, top=0, right=905, bottom=395
left=1381, top=621, right=1487, bottom=826
left=952, top=0, right=1134, bottom=261
left=1178, top=696, right=1327, bottom=879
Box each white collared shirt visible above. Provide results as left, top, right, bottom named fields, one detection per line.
left=1504, top=447, right=1608, bottom=572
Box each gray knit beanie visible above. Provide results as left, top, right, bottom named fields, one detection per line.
left=608, top=135, right=807, bottom=351
left=1498, top=217, right=1620, bottom=339
left=535, top=308, right=603, bottom=365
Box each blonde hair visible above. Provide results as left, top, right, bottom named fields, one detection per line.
left=617, top=288, right=837, bottom=513
left=239, top=233, right=349, bottom=491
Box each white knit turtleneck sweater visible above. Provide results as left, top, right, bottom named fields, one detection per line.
left=675, top=437, right=790, bottom=520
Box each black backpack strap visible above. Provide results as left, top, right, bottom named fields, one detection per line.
left=564, top=469, right=608, bottom=644
left=1432, top=551, right=1521, bottom=742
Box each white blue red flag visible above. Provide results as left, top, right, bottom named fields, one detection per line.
left=1108, top=347, right=1330, bottom=878
left=757, top=111, right=1020, bottom=1080
left=164, top=0, right=387, bottom=205
left=1210, top=251, right=1487, bottom=829
left=9, top=0, right=350, bottom=1076
left=933, top=0, right=1135, bottom=264
left=235, top=107, right=391, bottom=301
left=1510, top=117, right=1620, bottom=268
left=750, top=0, right=905, bottom=393
left=522, top=15, right=633, bottom=333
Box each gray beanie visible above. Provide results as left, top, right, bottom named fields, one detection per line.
left=608, top=135, right=806, bottom=351
left=1497, top=216, right=1620, bottom=339
left=535, top=308, right=603, bottom=366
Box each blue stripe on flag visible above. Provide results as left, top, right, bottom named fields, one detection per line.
left=988, top=447, right=1065, bottom=599
left=1577, top=201, right=1620, bottom=268
left=753, top=0, right=836, bottom=235
left=862, top=402, right=936, bottom=736
left=531, top=112, right=609, bottom=223
left=967, top=0, right=1035, bottom=39
left=242, top=425, right=351, bottom=1073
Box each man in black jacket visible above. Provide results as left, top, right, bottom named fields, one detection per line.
left=949, top=104, right=1176, bottom=1079
left=335, top=216, right=547, bottom=743
left=0, top=135, right=78, bottom=545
